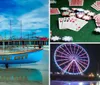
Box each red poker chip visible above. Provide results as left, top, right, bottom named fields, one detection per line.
left=94, top=15, right=100, bottom=22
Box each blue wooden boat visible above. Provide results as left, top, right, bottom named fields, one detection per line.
left=0, top=48, right=43, bottom=68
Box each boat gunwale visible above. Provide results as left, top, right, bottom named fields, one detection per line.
left=0, top=48, right=43, bottom=55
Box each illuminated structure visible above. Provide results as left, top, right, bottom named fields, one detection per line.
left=54, top=44, right=90, bottom=75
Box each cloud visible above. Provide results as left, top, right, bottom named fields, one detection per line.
left=18, top=4, right=49, bottom=30
left=0, top=4, right=48, bottom=31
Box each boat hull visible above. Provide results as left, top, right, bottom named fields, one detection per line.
left=0, top=49, right=43, bottom=64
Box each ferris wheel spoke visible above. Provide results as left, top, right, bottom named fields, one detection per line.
left=75, top=46, right=80, bottom=54
left=67, top=62, right=73, bottom=73
left=78, top=52, right=86, bottom=57
left=69, top=44, right=73, bottom=54
left=79, top=56, right=88, bottom=59
left=79, top=57, right=88, bottom=62
left=76, top=60, right=86, bottom=69
left=72, top=63, right=75, bottom=73
left=73, top=45, right=76, bottom=54
left=79, top=60, right=88, bottom=66
left=77, top=49, right=83, bottom=56
left=65, top=45, right=72, bottom=54
left=63, top=60, right=74, bottom=72
left=56, top=50, right=68, bottom=56
left=56, top=55, right=69, bottom=59
left=75, top=61, right=83, bottom=73
left=56, top=58, right=70, bottom=62
left=60, top=46, right=70, bottom=55
left=59, top=60, right=71, bottom=67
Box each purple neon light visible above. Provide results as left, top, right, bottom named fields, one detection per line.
left=54, top=44, right=90, bottom=75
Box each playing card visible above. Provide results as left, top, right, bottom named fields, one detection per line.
left=58, top=17, right=88, bottom=32
left=58, top=18, right=68, bottom=29
left=58, top=18, right=63, bottom=29
left=91, top=4, right=100, bottom=11
left=69, top=0, right=84, bottom=6
left=91, top=2, right=100, bottom=11
left=50, top=8, right=60, bottom=15
left=74, top=18, right=88, bottom=31
left=96, top=1, right=100, bottom=7
left=94, top=2, right=100, bottom=10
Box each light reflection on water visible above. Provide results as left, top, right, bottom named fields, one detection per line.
left=51, top=81, right=100, bottom=85
left=0, top=68, right=43, bottom=85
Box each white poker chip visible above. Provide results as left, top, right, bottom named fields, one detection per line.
left=62, top=36, right=73, bottom=41
left=62, top=11, right=70, bottom=16
left=84, top=10, right=90, bottom=14
left=69, top=13, right=76, bottom=16
left=77, top=8, right=84, bottom=12
left=76, top=12, right=85, bottom=18
left=87, top=12, right=95, bottom=16
left=72, top=8, right=77, bottom=11
left=51, top=36, right=61, bottom=41
left=60, top=7, right=69, bottom=11
left=82, top=15, right=92, bottom=20
left=94, top=27, right=100, bottom=33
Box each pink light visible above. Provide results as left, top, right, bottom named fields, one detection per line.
left=56, top=50, right=68, bottom=56
left=60, top=46, right=70, bottom=55
left=56, top=54, right=69, bottom=59
left=56, top=58, right=70, bottom=62
left=78, top=52, right=86, bottom=57
left=65, top=45, right=72, bottom=54
left=59, top=60, right=71, bottom=67
left=77, top=49, right=83, bottom=56
left=70, top=44, right=73, bottom=54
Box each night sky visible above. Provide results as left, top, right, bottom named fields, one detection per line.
left=50, top=44, right=100, bottom=74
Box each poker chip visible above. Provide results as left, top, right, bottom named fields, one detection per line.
left=72, top=8, right=77, bottom=11
left=96, top=22, right=100, bottom=27
left=84, top=10, right=90, bottom=14
left=76, top=12, right=85, bottom=18
left=87, top=12, right=95, bottom=16
left=62, top=36, right=73, bottom=41
left=51, top=36, right=61, bottom=41
left=77, top=8, right=84, bottom=12
left=67, top=9, right=72, bottom=12
left=69, top=13, right=76, bottom=16
left=82, top=15, right=92, bottom=20
left=94, top=27, right=100, bottom=33
left=94, top=14, right=100, bottom=22
left=62, top=11, right=70, bottom=16
left=60, top=7, right=69, bottom=11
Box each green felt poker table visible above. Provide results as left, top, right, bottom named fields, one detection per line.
left=50, top=0, right=100, bottom=42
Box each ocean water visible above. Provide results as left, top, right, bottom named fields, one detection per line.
left=0, top=49, right=49, bottom=85
left=51, top=81, right=100, bottom=85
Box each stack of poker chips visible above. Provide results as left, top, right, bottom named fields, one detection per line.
left=94, top=14, right=100, bottom=27
left=51, top=36, right=73, bottom=42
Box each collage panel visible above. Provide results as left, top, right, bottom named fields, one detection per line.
left=50, top=43, right=100, bottom=85
left=0, top=0, right=49, bottom=85
left=50, top=0, right=100, bottom=42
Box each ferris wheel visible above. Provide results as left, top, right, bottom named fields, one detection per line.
left=54, top=44, right=90, bottom=75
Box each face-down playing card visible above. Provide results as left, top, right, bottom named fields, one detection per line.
left=50, top=8, right=60, bottom=15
